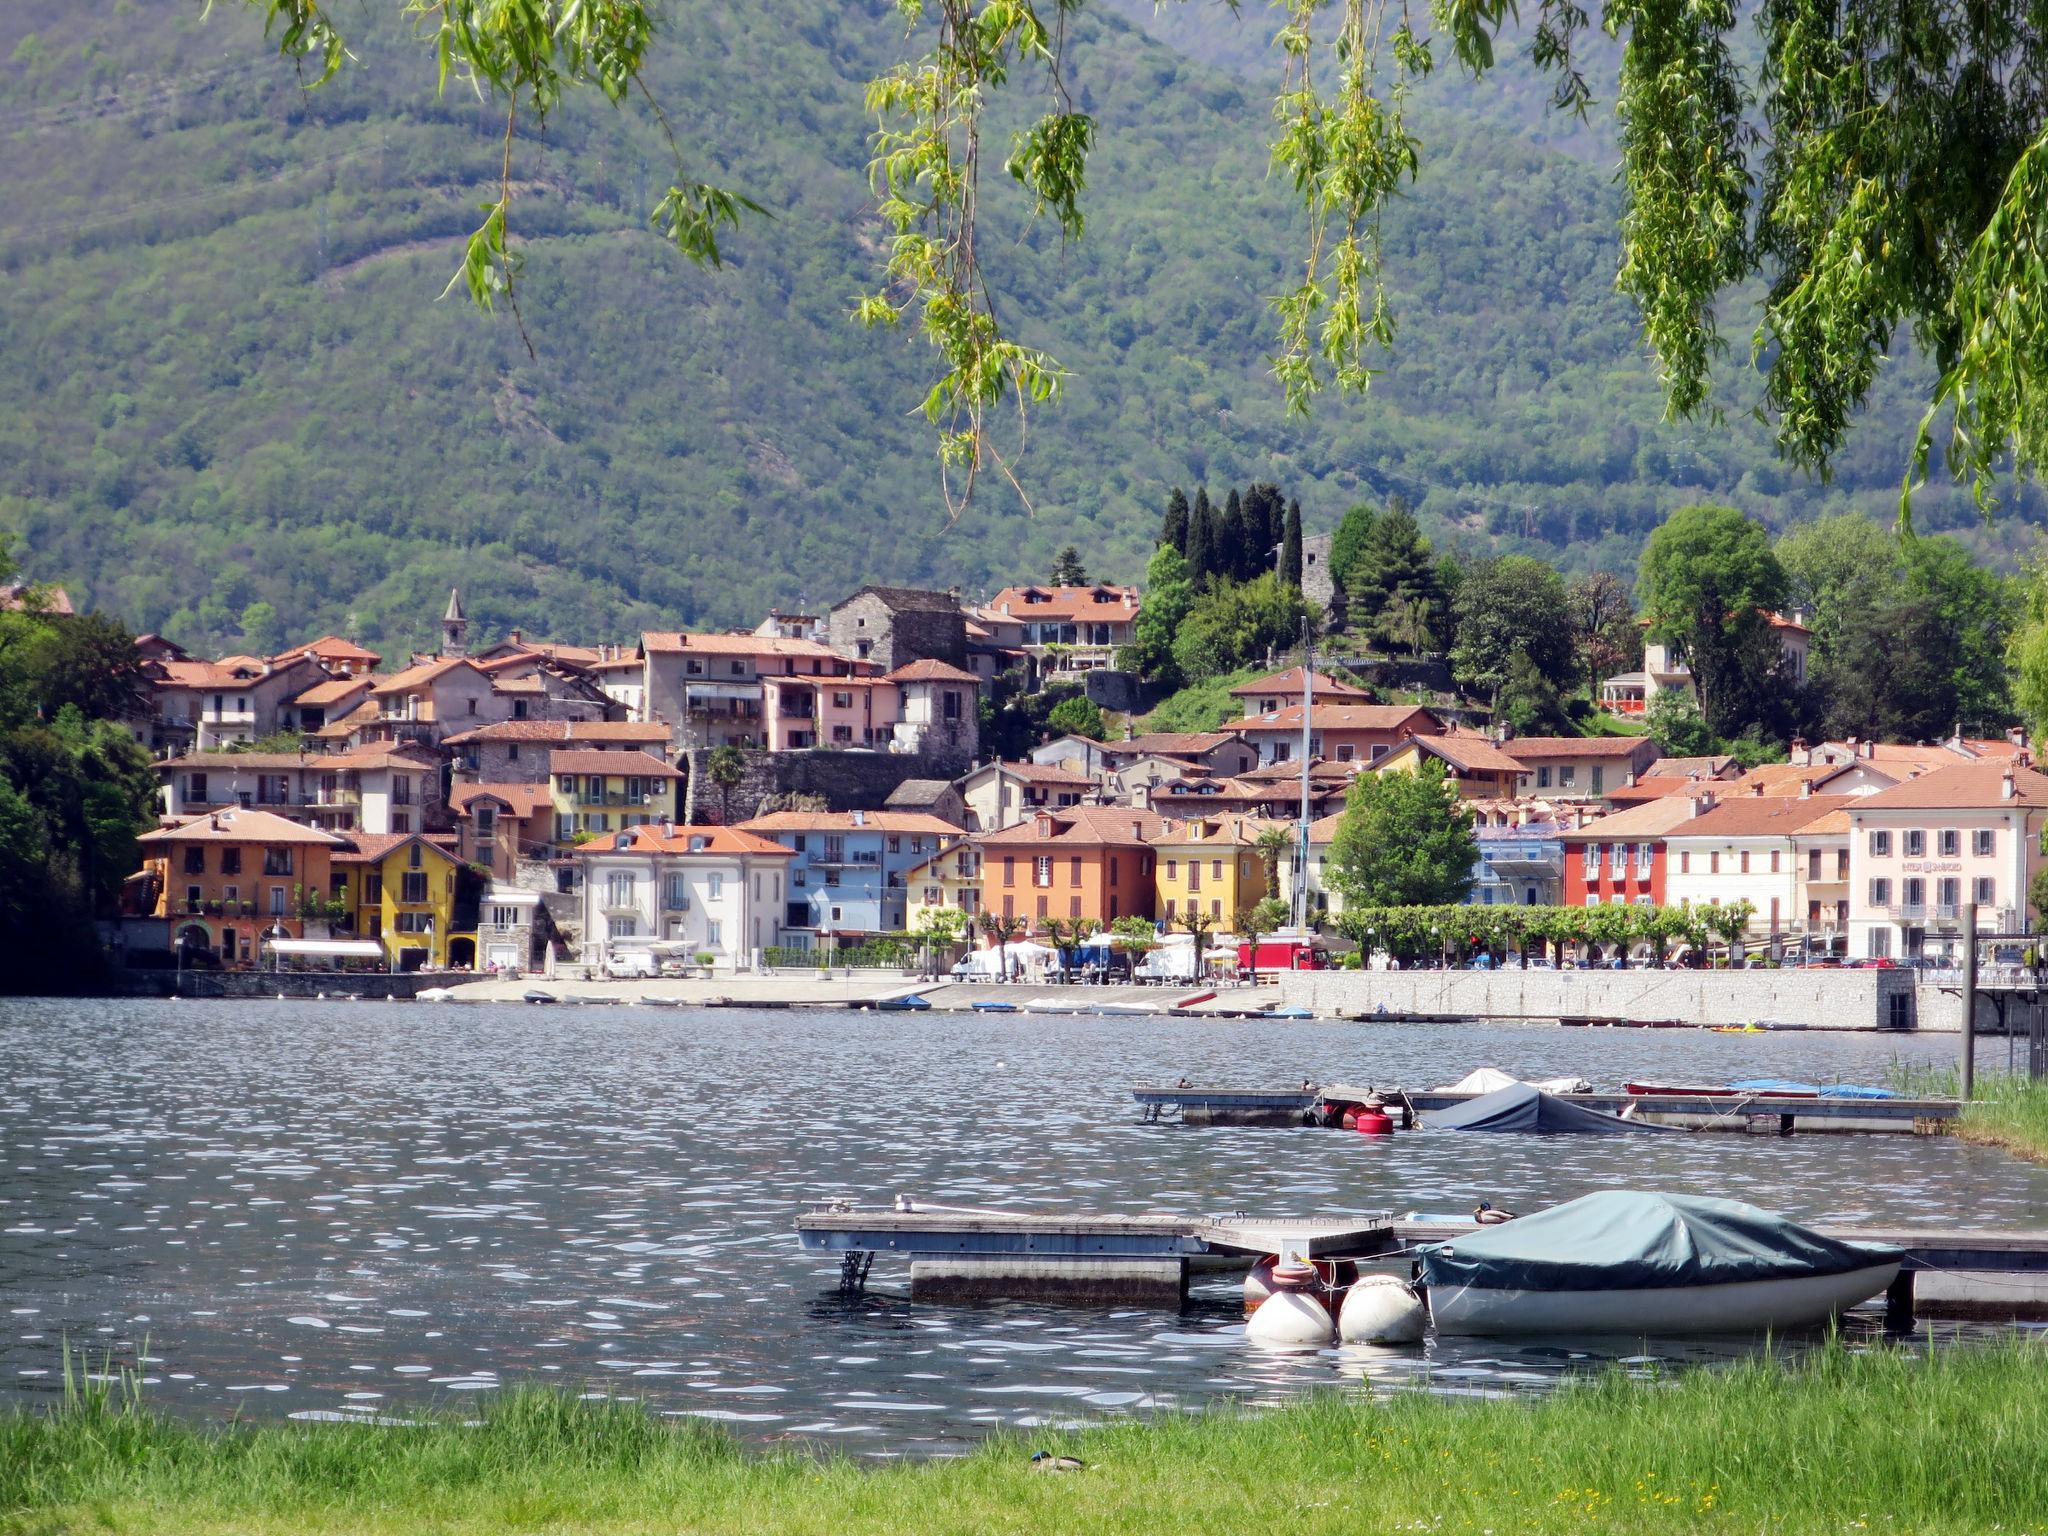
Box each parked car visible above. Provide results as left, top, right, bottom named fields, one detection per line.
left=602, top=951, right=660, bottom=980
left=1846, top=957, right=1898, bottom=969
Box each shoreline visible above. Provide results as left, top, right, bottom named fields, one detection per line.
left=6, top=1341, right=2043, bottom=1534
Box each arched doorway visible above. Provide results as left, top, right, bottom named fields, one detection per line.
left=447, top=936, right=475, bottom=970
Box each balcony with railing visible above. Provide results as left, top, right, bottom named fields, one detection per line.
left=569, top=789, right=664, bottom=808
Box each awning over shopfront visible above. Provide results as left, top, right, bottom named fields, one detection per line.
left=265, top=939, right=386, bottom=959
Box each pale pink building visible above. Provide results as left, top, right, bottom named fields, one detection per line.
left=1847, top=760, right=2048, bottom=959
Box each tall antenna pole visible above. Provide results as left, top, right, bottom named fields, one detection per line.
left=1295, top=618, right=1312, bottom=933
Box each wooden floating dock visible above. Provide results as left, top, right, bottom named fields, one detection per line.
left=1132, top=1083, right=1962, bottom=1134
left=795, top=1200, right=1397, bottom=1304
left=795, top=1201, right=2048, bottom=1321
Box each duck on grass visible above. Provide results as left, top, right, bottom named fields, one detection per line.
left=5, top=1340, right=2045, bottom=1534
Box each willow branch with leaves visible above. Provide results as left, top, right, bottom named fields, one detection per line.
left=221, top=0, right=2048, bottom=517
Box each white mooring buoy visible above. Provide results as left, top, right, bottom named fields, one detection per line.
left=1338, top=1274, right=1427, bottom=1343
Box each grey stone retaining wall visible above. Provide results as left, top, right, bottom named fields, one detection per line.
left=1277, top=966, right=1920, bottom=1030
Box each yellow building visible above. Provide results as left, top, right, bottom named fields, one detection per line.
left=331, top=832, right=473, bottom=970
left=904, top=836, right=980, bottom=921
left=549, top=748, right=684, bottom=853
left=1151, top=816, right=1272, bottom=926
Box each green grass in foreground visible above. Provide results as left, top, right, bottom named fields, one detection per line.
left=7, top=1341, right=2048, bottom=1534
left=1887, top=1062, right=2048, bottom=1163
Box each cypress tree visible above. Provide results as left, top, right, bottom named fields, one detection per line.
left=1248, top=483, right=1284, bottom=568
left=1280, top=498, right=1303, bottom=587
left=1185, top=487, right=1216, bottom=583
left=1159, top=487, right=1190, bottom=552
left=1222, top=488, right=1247, bottom=581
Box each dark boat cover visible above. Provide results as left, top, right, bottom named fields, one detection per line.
left=1419, top=1192, right=1903, bottom=1292
left=1427, top=1082, right=1668, bottom=1133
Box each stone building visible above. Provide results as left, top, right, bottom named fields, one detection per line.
left=825, top=587, right=967, bottom=672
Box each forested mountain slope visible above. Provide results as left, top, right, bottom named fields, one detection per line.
left=0, top=0, right=2012, bottom=653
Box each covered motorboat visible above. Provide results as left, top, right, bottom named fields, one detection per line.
left=1427, top=1082, right=1667, bottom=1134
left=1420, top=1192, right=1902, bottom=1336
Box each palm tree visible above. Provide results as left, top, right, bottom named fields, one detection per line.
left=1039, top=915, right=1072, bottom=982
left=1177, top=905, right=1216, bottom=978
left=1255, top=823, right=1294, bottom=904
left=705, top=745, right=746, bottom=824
left=978, top=909, right=1029, bottom=980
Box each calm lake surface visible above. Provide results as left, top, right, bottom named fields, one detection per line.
left=1, top=997, right=2040, bottom=1453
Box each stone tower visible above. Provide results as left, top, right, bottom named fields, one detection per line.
left=441, top=587, right=469, bottom=658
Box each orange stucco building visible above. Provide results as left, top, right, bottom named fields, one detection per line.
left=975, top=807, right=1163, bottom=933
left=133, top=807, right=345, bottom=965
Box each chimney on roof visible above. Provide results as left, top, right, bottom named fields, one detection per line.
left=1863, top=739, right=1874, bottom=760
left=1790, top=735, right=1809, bottom=766
left=1752, top=781, right=1764, bottom=797
left=1625, top=768, right=1638, bottom=788
left=1122, top=721, right=1134, bottom=743
left=209, top=813, right=220, bottom=831
left=1799, top=777, right=1812, bottom=799
left=1690, top=789, right=1715, bottom=816
left=2002, top=768, right=2017, bottom=801
left=851, top=808, right=865, bottom=827
left=511, top=629, right=522, bottom=644
left=2010, top=725, right=2028, bottom=749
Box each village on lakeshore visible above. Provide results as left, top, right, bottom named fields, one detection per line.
left=72, top=495, right=2048, bottom=991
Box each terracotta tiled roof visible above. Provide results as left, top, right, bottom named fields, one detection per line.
left=0, top=583, right=74, bottom=615
left=137, top=809, right=345, bottom=846
left=548, top=749, right=681, bottom=778
left=313, top=701, right=381, bottom=739
left=1114, top=731, right=1250, bottom=757
left=1561, top=797, right=1710, bottom=841
left=276, top=635, right=380, bottom=665
left=331, top=831, right=459, bottom=866
left=290, top=678, right=371, bottom=707
left=882, top=658, right=980, bottom=684
left=584, top=824, right=796, bottom=856
left=1855, top=761, right=2048, bottom=810
left=1501, top=735, right=1659, bottom=761
left=1664, top=794, right=1853, bottom=840
left=739, top=810, right=963, bottom=836
left=1227, top=704, right=1442, bottom=734
left=1227, top=667, right=1372, bottom=699
left=314, top=744, right=440, bottom=771
left=372, top=658, right=478, bottom=694
left=1603, top=775, right=1699, bottom=805
left=442, top=720, right=669, bottom=746
left=976, top=805, right=1167, bottom=847
left=1237, top=756, right=1361, bottom=783
left=160, top=752, right=315, bottom=771
left=1149, top=813, right=1280, bottom=847
left=1646, top=754, right=1739, bottom=780
left=986, top=584, right=1141, bottom=622
left=969, top=760, right=1096, bottom=786
left=1404, top=733, right=1525, bottom=775
left=641, top=631, right=845, bottom=659
left=450, top=781, right=554, bottom=819
left=1727, top=763, right=1879, bottom=798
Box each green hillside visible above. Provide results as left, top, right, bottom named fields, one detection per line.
left=0, top=1, right=2018, bottom=654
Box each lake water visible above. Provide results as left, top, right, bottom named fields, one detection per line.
left=1, top=998, right=2040, bottom=1454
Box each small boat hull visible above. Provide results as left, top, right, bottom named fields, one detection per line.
left=1622, top=1080, right=1818, bottom=1099
left=1428, top=1260, right=1900, bottom=1337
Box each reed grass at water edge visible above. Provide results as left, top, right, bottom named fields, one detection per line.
left=1886, top=1061, right=2048, bottom=1163
left=5, top=1341, right=2047, bottom=1534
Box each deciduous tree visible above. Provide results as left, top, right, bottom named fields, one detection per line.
left=1327, top=760, right=1477, bottom=909
left=1636, top=506, right=1788, bottom=737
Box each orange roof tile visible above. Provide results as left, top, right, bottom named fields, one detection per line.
left=1664, top=794, right=1854, bottom=840
left=1227, top=666, right=1372, bottom=699
left=986, top=584, right=1141, bottom=623
left=450, top=781, right=554, bottom=819
left=883, top=658, right=981, bottom=684
left=548, top=749, right=681, bottom=778
left=137, top=809, right=346, bottom=846
left=1501, top=735, right=1659, bottom=761
left=740, top=810, right=963, bottom=836
left=1227, top=704, right=1442, bottom=734
left=584, top=824, right=796, bottom=857
left=443, top=720, right=669, bottom=746
left=1856, top=761, right=2048, bottom=810
left=976, top=806, right=1167, bottom=847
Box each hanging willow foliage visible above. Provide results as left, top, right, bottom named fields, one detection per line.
left=223, top=0, right=2048, bottom=516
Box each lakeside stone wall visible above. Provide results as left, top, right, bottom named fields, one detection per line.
left=1277, top=966, right=1920, bottom=1031
left=116, top=969, right=446, bottom=1000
